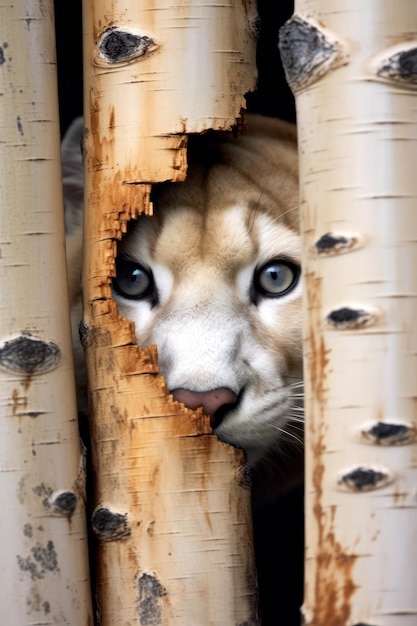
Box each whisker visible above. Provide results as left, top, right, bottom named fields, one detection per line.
left=287, top=424, right=304, bottom=433
left=273, top=426, right=304, bottom=446
left=250, top=188, right=299, bottom=225
left=287, top=419, right=304, bottom=428
left=271, top=204, right=300, bottom=223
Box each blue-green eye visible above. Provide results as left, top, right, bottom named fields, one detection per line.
left=113, top=258, right=153, bottom=299
left=255, top=260, right=299, bottom=297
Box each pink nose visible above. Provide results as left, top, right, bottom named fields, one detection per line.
left=171, top=387, right=238, bottom=424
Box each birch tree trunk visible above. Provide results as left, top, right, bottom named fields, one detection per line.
left=280, top=1, right=417, bottom=625
left=82, top=1, right=259, bottom=624
left=0, top=1, right=93, bottom=624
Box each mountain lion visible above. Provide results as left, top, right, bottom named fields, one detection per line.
left=63, top=114, right=303, bottom=500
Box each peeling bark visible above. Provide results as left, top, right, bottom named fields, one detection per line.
left=82, top=1, right=259, bottom=624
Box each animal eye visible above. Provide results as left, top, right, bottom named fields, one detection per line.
left=113, top=258, right=153, bottom=299
left=254, top=260, right=300, bottom=297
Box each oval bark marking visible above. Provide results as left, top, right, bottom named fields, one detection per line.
left=136, top=572, right=167, bottom=626
left=96, top=27, right=158, bottom=66
left=279, top=15, right=346, bottom=92
left=92, top=507, right=131, bottom=540
left=325, top=307, right=379, bottom=330
left=0, top=333, right=60, bottom=374
left=376, top=46, right=417, bottom=86
left=338, top=466, right=393, bottom=492
left=360, top=421, right=416, bottom=446
left=314, top=232, right=362, bottom=256
left=49, top=490, right=78, bottom=516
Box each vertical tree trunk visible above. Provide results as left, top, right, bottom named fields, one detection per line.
left=0, top=1, right=93, bottom=624
left=82, top=1, right=259, bottom=624
left=280, top=2, right=417, bottom=625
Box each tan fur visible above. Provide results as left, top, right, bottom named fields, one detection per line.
left=64, top=115, right=302, bottom=495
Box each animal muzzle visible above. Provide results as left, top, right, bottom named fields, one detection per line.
left=171, top=387, right=238, bottom=429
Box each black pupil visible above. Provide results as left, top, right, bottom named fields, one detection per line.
left=130, top=268, right=141, bottom=283
left=267, top=268, right=279, bottom=283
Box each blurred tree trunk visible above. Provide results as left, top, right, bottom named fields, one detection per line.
left=280, top=1, right=417, bottom=625
left=0, top=1, right=93, bottom=623
left=82, top=1, right=259, bottom=624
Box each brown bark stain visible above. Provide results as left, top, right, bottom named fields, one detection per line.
left=109, top=106, right=115, bottom=130
left=21, top=375, right=32, bottom=394
left=392, top=487, right=408, bottom=507
left=311, top=502, right=358, bottom=626
left=10, top=385, right=29, bottom=415
left=149, top=463, right=160, bottom=489
left=388, top=32, right=417, bottom=45
left=305, top=268, right=358, bottom=625
left=11, top=387, right=20, bottom=414
left=306, top=271, right=330, bottom=412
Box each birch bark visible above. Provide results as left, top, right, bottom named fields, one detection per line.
left=0, top=1, right=92, bottom=623
left=280, top=1, right=417, bottom=624
left=82, top=1, right=259, bottom=624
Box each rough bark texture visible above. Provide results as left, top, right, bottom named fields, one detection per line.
left=0, top=1, right=93, bottom=623
left=82, top=1, right=259, bottom=624
left=280, top=1, right=417, bottom=625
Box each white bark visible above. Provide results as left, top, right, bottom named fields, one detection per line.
left=0, top=1, right=92, bottom=623
left=82, top=1, right=259, bottom=624
left=82, top=0, right=258, bottom=185
left=280, top=2, right=417, bottom=625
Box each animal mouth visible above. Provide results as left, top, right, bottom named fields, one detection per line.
left=211, top=387, right=244, bottom=430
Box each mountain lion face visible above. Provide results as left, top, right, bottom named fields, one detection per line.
left=64, top=114, right=302, bottom=478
